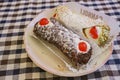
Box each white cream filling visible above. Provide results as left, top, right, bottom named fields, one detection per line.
left=37, top=19, right=54, bottom=27
left=84, top=26, right=101, bottom=40
left=74, top=38, right=91, bottom=54
left=96, top=26, right=101, bottom=37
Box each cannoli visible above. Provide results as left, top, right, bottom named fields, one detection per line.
left=83, top=25, right=110, bottom=46
left=54, top=5, right=110, bottom=47
left=33, top=17, right=92, bottom=68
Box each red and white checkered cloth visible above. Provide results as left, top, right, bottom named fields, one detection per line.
left=0, top=0, right=120, bottom=80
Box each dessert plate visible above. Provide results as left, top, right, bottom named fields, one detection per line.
left=24, top=2, right=119, bottom=77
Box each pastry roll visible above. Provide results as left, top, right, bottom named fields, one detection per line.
left=54, top=5, right=110, bottom=47
left=83, top=25, right=110, bottom=46
left=33, top=17, right=92, bottom=68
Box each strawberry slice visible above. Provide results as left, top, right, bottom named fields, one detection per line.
left=89, top=26, right=98, bottom=39
left=78, top=42, right=87, bottom=52
left=39, top=18, right=49, bottom=26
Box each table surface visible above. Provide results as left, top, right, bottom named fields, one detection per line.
left=0, top=0, right=120, bottom=80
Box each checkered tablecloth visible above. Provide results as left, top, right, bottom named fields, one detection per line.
left=0, top=0, right=120, bottom=80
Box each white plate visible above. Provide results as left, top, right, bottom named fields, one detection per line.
left=24, top=2, right=117, bottom=77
